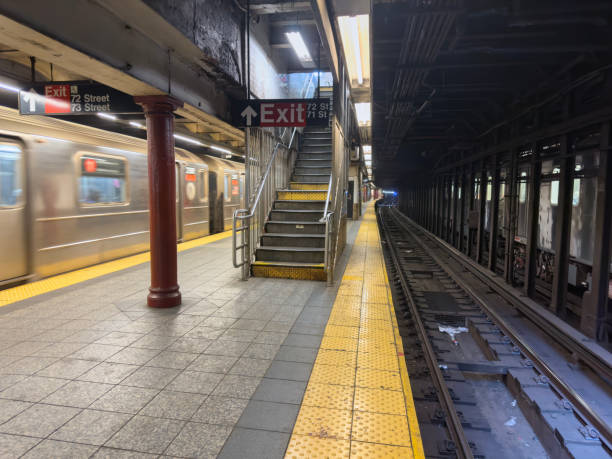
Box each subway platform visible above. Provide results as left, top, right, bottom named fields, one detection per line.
left=0, top=204, right=423, bottom=458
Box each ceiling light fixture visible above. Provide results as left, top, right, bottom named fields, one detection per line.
left=129, top=121, right=145, bottom=129
left=97, top=113, right=117, bottom=121
left=337, top=15, right=370, bottom=88
left=173, top=133, right=204, bottom=146
left=286, top=31, right=313, bottom=65
left=210, top=145, right=231, bottom=155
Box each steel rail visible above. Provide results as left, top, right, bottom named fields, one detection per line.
left=387, top=207, right=612, bottom=448
left=391, top=207, right=612, bottom=384
left=377, top=207, right=475, bottom=459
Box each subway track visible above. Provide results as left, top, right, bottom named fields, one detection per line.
left=377, top=204, right=612, bottom=459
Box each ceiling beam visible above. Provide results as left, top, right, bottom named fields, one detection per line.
left=250, top=2, right=310, bottom=14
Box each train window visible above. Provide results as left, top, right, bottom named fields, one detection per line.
left=184, top=166, right=197, bottom=203
left=198, top=169, right=208, bottom=202
left=78, top=153, right=127, bottom=205
left=231, top=174, right=240, bottom=196
left=0, top=143, right=22, bottom=207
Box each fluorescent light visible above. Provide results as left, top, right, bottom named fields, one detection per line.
left=97, top=113, right=117, bottom=121
left=355, top=102, right=371, bottom=126
left=174, top=133, right=204, bottom=146
left=129, top=121, right=144, bottom=129
left=286, top=32, right=313, bottom=65
left=362, top=145, right=371, bottom=154
left=338, top=15, right=370, bottom=87
left=210, top=144, right=231, bottom=154
left=0, top=81, right=20, bottom=93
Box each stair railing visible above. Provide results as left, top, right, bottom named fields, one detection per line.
left=233, top=74, right=316, bottom=279
left=320, top=175, right=334, bottom=284
left=320, top=116, right=347, bottom=285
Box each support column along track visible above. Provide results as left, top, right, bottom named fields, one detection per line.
left=377, top=204, right=612, bottom=459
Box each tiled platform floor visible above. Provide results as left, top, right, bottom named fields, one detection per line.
left=0, top=220, right=358, bottom=458
left=0, top=204, right=423, bottom=458
left=285, top=205, right=424, bottom=458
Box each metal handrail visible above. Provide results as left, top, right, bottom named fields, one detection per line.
left=326, top=167, right=345, bottom=285
left=232, top=133, right=293, bottom=270
left=320, top=175, right=333, bottom=222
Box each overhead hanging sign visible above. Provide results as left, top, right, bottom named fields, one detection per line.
left=232, top=98, right=331, bottom=128
left=18, top=81, right=142, bottom=115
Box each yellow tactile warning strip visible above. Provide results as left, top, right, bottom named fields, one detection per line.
left=278, top=190, right=327, bottom=201
left=285, top=203, right=425, bottom=458
left=251, top=262, right=326, bottom=281
left=0, top=230, right=232, bottom=308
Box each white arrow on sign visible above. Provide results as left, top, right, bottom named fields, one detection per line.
left=241, top=105, right=258, bottom=126
left=21, top=89, right=38, bottom=112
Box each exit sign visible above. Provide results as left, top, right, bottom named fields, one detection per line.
left=232, top=98, right=331, bottom=128
left=18, top=81, right=142, bottom=116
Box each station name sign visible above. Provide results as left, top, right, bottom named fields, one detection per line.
left=232, top=98, right=331, bottom=128
left=18, top=81, right=141, bottom=116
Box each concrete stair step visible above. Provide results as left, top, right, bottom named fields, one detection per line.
left=270, top=209, right=323, bottom=222
left=297, top=153, right=331, bottom=160
left=251, top=261, right=325, bottom=281
left=303, top=137, right=331, bottom=143
left=290, top=181, right=330, bottom=190
left=261, top=233, right=325, bottom=248
left=265, top=220, right=326, bottom=234
left=303, top=137, right=331, bottom=144
left=274, top=200, right=326, bottom=211
left=295, top=166, right=331, bottom=175
left=302, top=146, right=332, bottom=153
left=295, top=159, right=331, bottom=167
left=256, top=246, right=325, bottom=263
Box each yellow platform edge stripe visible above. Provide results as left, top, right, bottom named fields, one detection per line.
left=0, top=230, right=232, bottom=308
left=285, top=203, right=425, bottom=458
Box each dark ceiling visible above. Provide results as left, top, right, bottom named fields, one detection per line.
left=372, top=0, right=612, bottom=186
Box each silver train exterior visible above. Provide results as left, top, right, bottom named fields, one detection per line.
left=0, top=106, right=244, bottom=285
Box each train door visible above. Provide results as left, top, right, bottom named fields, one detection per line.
left=209, top=172, right=219, bottom=233
left=0, top=141, right=27, bottom=283
left=175, top=162, right=183, bottom=242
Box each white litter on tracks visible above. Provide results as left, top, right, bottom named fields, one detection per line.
left=438, top=325, right=468, bottom=344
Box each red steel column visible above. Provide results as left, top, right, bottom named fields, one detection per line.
left=135, top=95, right=183, bottom=308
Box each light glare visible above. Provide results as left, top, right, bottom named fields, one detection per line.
left=0, top=81, right=20, bottom=93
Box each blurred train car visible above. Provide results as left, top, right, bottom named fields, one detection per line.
left=0, top=106, right=244, bottom=285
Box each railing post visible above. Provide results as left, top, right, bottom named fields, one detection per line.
left=242, top=128, right=251, bottom=280
left=524, top=145, right=541, bottom=298
left=551, top=135, right=574, bottom=316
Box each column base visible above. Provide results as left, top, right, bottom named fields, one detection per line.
left=147, top=286, right=182, bottom=308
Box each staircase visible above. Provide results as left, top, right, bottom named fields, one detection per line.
left=251, top=126, right=332, bottom=281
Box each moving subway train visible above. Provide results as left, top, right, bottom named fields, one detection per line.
left=0, top=106, right=244, bottom=286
